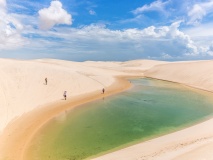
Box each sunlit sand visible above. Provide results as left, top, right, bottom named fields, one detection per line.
left=1, top=58, right=213, bottom=160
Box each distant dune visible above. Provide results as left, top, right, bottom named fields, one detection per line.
left=0, top=59, right=163, bottom=133
left=94, top=60, right=213, bottom=160
left=145, top=60, right=213, bottom=92
left=1, top=59, right=213, bottom=160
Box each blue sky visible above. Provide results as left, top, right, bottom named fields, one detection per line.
left=1, top=0, right=213, bottom=61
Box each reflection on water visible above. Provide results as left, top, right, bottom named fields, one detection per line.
left=26, top=78, right=213, bottom=160
left=54, top=111, right=68, bottom=123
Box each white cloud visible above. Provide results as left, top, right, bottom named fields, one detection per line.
left=23, top=21, right=200, bottom=60
left=119, top=14, right=149, bottom=26
left=89, top=10, right=96, bottom=15
left=183, top=22, right=213, bottom=38
left=207, top=43, right=213, bottom=55
left=188, top=1, right=213, bottom=25
left=0, top=0, right=27, bottom=49
left=132, top=0, right=170, bottom=15
left=38, top=0, right=72, bottom=30
left=183, top=22, right=213, bottom=56
left=0, top=0, right=6, bottom=9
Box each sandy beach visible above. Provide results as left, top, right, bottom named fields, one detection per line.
left=1, top=58, right=213, bottom=160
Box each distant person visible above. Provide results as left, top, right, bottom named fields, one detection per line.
left=45, top=78, right=47, bottom=85
left=63, top=91, right=67, bottom=100
left=102, top=88, right=105, bottom=94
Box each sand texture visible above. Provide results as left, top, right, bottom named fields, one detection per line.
left=0, top=58, right=164, bottom=160
left=145, top=60, right=213, bottom=92
left=1, top=59, right=213, bottom=160
left=94, top=60, right=213, bottom=160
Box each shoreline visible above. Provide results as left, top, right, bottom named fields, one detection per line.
left=25, top=77, right=213, bottom=160
left=2, top=59, right=213, bottom=160
left=0, top=76, right=136, bottom=160
left=145, top=76, right=213, bottom=96
left=23, top=77, right=213, bottom=160
left=94, top=61, right=213, bottom=160
left=3, top=76, right=213, bottom=160
left=93, top=118, right=213, bottom=160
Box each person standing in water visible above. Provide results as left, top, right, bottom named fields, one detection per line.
left=63, top=91, right=67, bottom=100
left=102, top=88, right=105, bottom=94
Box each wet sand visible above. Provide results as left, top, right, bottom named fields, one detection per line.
left=94, top=60, right=213, bottom=160
left=2, top=59, right=213, bottom=160
left=0, top=76, right=133, bottom=160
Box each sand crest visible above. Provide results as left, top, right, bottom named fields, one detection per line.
left=1, top=59, right=213, bottom=160
left=0, top=58, right=163, bottom=160
left=94, top=60, right=213, bottom=160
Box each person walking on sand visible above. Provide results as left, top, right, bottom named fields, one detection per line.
left=102, top=88, right=105, bottom=94
left=45, top=78, right=47, bottom=85
left=63, top=91, right=67, bottom=100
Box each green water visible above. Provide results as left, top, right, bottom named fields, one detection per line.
left=26, top=78, right=213, bottom=160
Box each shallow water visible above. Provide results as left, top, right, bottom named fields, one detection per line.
left=26, top=78, right=213, bottom=160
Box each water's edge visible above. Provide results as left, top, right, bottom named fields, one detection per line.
left=25, top=79, right=211, bottom=159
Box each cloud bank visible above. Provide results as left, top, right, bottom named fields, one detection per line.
left=1, top=0, right=213, bottom=61
left=38, top=0, right=72, bottom=30
left=23, top=21, right=202, bottom=61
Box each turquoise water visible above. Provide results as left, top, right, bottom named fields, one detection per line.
left=26, top=78, right=213, bottom=160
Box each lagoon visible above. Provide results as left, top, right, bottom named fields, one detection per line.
left=25, top=78, right=213, bottom=160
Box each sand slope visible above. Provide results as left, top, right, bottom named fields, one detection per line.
left=145, top=60, right=213, bottom=91
left=2, top=59, right=213, bottom=160
left=0, top=59, right=166, bottom=160
left=94, top=60, right=213, bottom=160
left=0, top=59, right=164, bottom=132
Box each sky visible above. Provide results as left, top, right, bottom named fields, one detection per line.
left=1, top=0, right=213, bottom=61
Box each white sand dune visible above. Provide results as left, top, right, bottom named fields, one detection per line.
left=145, top=60, right=213, bottom=92
left=94, top=60, right=213, bottom=160
left=1, top=59, right=213, bottom=160
left=0, top=59, right=110, bottom=132
left=0, top=58, right=166, bottom=160
left=0, top=59, right=163, bottom=133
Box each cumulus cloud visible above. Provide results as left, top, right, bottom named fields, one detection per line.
left=0, top=0, right=27, bottom=49
left=27, top=21, right=200, bottom=60
left=204, top=42, right=213, bottom=56
left=132, top=0, right=170, bottom=14
left=38, top=0, right=72, bottom=30
left=188, top=1, right=213, bottom=25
